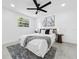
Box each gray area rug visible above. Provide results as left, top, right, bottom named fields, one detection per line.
left=7, top=44, right=56, bottom=59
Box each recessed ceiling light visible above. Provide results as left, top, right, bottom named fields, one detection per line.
left=61, top=3, right=66, bottom=7
left=11, top=3, right=15, bottom=7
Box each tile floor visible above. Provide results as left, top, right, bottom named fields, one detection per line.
left=2, top=41, right=77, bottom=59
left=53, top=43, right=77, bottom=59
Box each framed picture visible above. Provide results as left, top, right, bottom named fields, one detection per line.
left=42, top=15, right=55, bottom=27
left=17, top=17, right=29, bottom=27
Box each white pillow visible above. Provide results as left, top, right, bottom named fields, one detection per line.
left=41, top=30, right=45, bottom=34
left=49, top=30, right=53, bottom=34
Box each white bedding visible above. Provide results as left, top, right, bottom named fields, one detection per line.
left=19, top=33, right=56, bottom=58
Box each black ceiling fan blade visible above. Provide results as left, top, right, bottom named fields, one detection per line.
left=27, top=8, right=37, bottom=10
left=33, top=0, right=38, bottom=7
left=40, top=1, right=51, bottom=8
left=39, top=9, right=47, bottom=13
left=35, top=9, right=47, bottom=14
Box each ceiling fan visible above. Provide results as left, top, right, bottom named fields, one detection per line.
left=27, top=0, right=52, bottom=14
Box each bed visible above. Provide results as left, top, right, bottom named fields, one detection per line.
left=19, top=32, right=56, bottom=58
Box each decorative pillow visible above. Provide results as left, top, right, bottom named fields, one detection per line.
left=45, top=29, right=50, bottom=34
left=41, top=30, right=45, bottom=34
left=49, top=30, right=53, bottom=34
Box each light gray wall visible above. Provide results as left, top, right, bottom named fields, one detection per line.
left=2, top=8, right=37, bottom=44
left=55, top=10, right=77, bottom=44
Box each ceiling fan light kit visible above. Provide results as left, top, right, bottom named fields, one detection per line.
left=27, top=0, right=52, bottom=14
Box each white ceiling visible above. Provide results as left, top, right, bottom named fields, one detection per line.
left=2, top=0, right=77, bottom=17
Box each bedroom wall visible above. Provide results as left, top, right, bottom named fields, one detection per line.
left=2, top=8, right=37, bottom=44
left=55, top=10, right=77, bottom=44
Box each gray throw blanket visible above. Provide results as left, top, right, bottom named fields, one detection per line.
left=23, top=36, right=51, bottom=48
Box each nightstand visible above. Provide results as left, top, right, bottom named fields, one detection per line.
left=56, top=34, right=64, bottom=43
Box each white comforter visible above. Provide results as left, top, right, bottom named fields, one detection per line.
left=19, top=33, right=56, bottom=58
